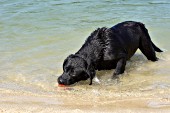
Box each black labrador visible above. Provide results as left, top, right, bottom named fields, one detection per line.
left=58, top=21, right=163, bottom=85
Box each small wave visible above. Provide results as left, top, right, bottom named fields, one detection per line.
left=149, top=1, right=170, bottom=4
left=52, top=1, right=90, bottom=6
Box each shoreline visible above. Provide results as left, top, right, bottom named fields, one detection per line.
left=1, top=88, right=170, bottom=113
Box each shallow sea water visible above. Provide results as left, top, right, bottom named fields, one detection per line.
left=0, top=0, right=170, bottom=112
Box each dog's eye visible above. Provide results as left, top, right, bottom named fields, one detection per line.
left=65, top=67, right=71, bottom=72
left=65, top=67, right=75, bottom=74
left=70, top=69, right=74, bottom=73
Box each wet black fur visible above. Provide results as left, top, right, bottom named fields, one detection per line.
left=58, top=21, right=163, bottom=85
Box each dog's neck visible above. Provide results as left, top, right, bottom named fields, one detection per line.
left=75, top=52, right=93, bottom=66
left=75, top=45, right=103, bottom=68
left=76, top=31, right=106, bottom=64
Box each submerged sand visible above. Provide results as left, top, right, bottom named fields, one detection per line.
left=1, top=53, right=170, bottom=113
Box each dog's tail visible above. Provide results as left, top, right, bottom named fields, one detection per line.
left=138, top=22, right=163, bottom=52
left=151, top=41, right=163, bottom=52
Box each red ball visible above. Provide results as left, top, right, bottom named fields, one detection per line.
left=58, top=84, right=66, bottom=87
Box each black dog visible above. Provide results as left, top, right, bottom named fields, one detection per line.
left=58, top=21, right=163, bottom=85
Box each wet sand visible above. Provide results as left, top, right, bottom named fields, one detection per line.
left=1, top=86, right=170, bottom=113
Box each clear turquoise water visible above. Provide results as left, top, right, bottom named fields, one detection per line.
left=0, top=0, right=170, bottom=96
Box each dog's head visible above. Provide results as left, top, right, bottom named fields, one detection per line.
left=58, top=54, right=95, bottom=85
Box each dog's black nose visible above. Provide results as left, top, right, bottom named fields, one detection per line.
left=58, top=77, right=64, bottom=84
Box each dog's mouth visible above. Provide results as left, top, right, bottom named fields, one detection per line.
left=58, top=76, right=92, bottom=86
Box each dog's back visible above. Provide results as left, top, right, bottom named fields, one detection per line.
left=77, top=21, right=162, bottom=70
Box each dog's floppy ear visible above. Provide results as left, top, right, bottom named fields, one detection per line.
left=86, top=60, right=96, bottom=85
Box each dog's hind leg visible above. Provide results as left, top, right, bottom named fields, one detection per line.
left=139, top=36, right=158, bottom=61
left=138, top=23, right=161, bottom=61
left=113, top=57, right=126, bottom=78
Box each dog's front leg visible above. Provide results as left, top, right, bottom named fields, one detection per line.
left=113, top=57, right=126, bottom=78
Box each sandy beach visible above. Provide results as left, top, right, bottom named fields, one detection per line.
left=1, top=86, right=170, bottom=113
